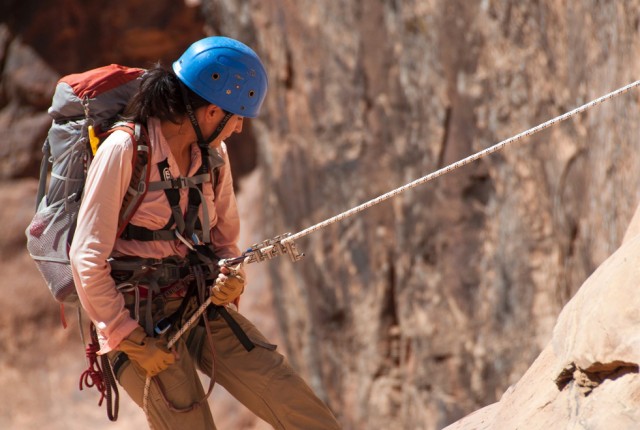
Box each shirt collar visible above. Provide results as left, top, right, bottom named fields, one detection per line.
left=148, top=117, right=205, bottom=177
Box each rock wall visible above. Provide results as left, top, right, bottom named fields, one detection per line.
left=445, top=208, right=640, bottom=429
left=211, top=1, right=640, bottom=429
left=2, top=1, right=640, bottom=429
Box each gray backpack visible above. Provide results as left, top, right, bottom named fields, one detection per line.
left=25, top=65, right=150, bottom=305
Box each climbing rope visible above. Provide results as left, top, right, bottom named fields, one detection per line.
left=220, top=79, right=640, bottom=266
left=285, top=80, right=640, bottom=243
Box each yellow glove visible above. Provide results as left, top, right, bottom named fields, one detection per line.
left=211, top=264, right=245, bottom=305
left=117, top=326, right=175, bottom=376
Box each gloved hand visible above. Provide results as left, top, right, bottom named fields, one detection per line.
left=117, top=326, right=175, bottom=376
left=211, top=263, right=245, bottom=305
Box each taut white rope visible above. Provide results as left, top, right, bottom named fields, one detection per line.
left=283, top=80, right=640, bottom=244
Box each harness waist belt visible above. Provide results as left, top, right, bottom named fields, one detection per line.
left=109, top=256, right=192, bottom=292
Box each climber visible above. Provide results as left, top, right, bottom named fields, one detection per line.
left=69, top=36, right=341, bottom=429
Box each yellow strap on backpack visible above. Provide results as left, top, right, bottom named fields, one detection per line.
left=88, top=125, right=100, bottom=155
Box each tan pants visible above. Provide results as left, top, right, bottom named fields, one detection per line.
left=109, top=302, right=340, bottom=430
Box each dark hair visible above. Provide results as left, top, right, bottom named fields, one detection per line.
left=122, top=63, right=210, bottom=124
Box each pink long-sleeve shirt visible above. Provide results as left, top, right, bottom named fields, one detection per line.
left=70, top=117, right=242, bottom=354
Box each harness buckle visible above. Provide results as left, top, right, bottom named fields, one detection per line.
left=171, top=177, right=189, bottom=189
left=154, top=317, right=171, bottom=336
left=175, top=230, right=195, bottom=251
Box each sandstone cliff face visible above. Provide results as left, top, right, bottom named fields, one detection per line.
left=218, top=1, right=640, bottom=428
left=2, top=1, right=640, bottom=429
left=445, top=208, right=640, bottom=429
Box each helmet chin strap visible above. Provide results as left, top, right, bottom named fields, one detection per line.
left=179, top=82, right=234, bottom=155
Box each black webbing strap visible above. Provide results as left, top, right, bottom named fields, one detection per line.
left=207, top=305, right=255, bottom=352
left=119, top=224, right=176, bottom=241
left=179, top=82, right=206, bottom=149
left=184, top=187, right=202, bottom=240
left=157, top=159, right=185, bottom=233
left=178, top=81, right=234, bottom=173
left=180, top=82, right=233, bottom=155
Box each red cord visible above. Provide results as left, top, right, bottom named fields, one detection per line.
left=79, top=329, right=107, bottom=406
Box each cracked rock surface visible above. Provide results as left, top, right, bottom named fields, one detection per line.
left=445, top=206, right=640, bottom=429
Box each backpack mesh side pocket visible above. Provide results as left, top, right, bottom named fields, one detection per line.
left=26, top=198, right=80, bottom=304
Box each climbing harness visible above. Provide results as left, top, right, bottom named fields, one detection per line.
left=139, top=263, right=254, bottom=428
left=115, top=246, right=254, bottom=428
left=220, top=79, right=640, bottom=268
left=134, top=264, right=258, bottom=429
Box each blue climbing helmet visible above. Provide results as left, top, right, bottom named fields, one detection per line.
left=173, top=36, right=268, bottom=118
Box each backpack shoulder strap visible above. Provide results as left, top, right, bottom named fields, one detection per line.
left=101, top=122, right=152, bottom=238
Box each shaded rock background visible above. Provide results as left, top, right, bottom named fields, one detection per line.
left=2, top=1, right=640, bottom=429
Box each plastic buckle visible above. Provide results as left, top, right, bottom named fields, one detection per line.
left=171, top=177, right=189, bottom=189
left=154, top=318, right=171, bottom=336
left=175, top=230, right=195, bottom=251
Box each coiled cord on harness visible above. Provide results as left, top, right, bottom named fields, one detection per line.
left=79, top=322, right=119, bottom=421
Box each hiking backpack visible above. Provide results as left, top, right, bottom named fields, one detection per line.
left=25, top=64, right=151, bottom=305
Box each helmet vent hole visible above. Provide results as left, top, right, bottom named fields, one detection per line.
left=212, top=73, right=220, bottom=80
left=248, top=90, right=255, bottom=97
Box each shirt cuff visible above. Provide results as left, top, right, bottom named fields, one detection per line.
left=98, top=318, right=140, bottom=355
